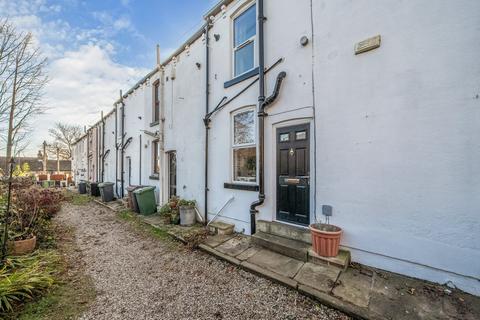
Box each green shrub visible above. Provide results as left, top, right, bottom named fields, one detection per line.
left=178, top=199, right=196, bottom=207
left=0, top=251, right=58, bottom=313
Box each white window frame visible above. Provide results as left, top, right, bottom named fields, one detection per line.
left=232, top=2, right=256, bottom=77
left=231, top=107, right=257, bottom=184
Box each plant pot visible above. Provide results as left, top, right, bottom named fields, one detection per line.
left=10, top=235, right=37, bottom=256
left=309, top=224, right=342, bottom=257
left=179, top=206, right=196, bottom=226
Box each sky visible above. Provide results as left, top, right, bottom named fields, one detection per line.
left=0, top=0, right=218, bottom=156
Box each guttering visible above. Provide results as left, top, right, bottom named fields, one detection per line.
left=249, top=0, right=287, bottom=234
left=204, top=21, right=210, bottom=226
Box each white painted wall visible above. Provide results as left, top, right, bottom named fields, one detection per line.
left=119, top=72, right=162, bottom=200
left=71, top=0, right=480, bottom=295
left=72, top=136, right=88, bottom=185
left=162, top=35, right=206, bottom=213
left=103, top=112, right=116, bottom=186
left=312, top=0, right=480, bottom=295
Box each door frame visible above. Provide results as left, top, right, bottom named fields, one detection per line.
left=272, top=119, right=314, bottom=227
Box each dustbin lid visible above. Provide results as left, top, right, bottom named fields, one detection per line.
left=133, top=186, right=155, bottom=194
left=99, top=182, right=114, bottom=187
left=126, top=185, right=140, bottom=191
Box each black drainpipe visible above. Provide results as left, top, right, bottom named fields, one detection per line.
left=120, top=90, right=125, bottom=198
left=249, top=0, right=287, bottom=234
left=139, top=134, right=142, bottom=184
left=249, top=0, right=266, bottom=235
left=204, top=21, right=210, bottom=225
left=101, top=111, right=105, bottom=182
left=114, top=104, right=118, bottom=196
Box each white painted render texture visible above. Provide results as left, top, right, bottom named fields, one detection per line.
left=71, top=0, right=480, bottom=295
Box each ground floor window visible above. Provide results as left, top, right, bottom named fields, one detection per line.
left=232, top=108, right=256, bottom=183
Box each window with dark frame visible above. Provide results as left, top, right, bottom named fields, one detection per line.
left=152, top=140, right=159, bottom=175
left=153, top=80, right=160, bottom=122
left=233, top=4, right=256, bottom=77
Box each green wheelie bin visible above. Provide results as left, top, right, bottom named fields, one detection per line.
left=133, top=186, right=157, bottom=215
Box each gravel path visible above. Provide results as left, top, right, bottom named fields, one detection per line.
left=57, top=202, right=349, bottom=320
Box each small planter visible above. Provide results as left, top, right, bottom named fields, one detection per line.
left=10, top=235, right=37, bottom=256
left=309, top=223, right=342, bottom=257
left=179, top=206, right=196, bottom=226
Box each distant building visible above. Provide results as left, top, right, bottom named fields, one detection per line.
left=0, top=156, right=72, bottom=178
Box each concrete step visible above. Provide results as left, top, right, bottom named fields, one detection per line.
left=208, top=221, right=234, bottom=235
left=257, top=220, right=311, bottom=244
left=252, top=231, right=309, bottom=261
left=255, top=220, right=350, bottom=270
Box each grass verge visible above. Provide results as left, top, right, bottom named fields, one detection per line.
left=117, top=209, right=172, bottom=242
left=63, top=190, right=91, bottom=206
left=6, top=223, right=96, bottom=320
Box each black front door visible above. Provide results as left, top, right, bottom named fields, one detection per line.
left=276, top=124, right=310, bottom=225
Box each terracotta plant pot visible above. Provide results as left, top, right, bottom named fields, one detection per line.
left=10, top=235, right=37, bottom=256
left=309, top=224, right=342, bottom=257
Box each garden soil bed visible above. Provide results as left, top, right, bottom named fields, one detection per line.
left=57, top=201, right=349, bottom=320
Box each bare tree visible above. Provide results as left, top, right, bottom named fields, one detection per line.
left=47, top=122, right=83, bottom=159
left=0, top=20, right=47, bottom=173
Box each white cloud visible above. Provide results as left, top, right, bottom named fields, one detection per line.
left=31, top=43, right=148, bottom=152
left=0, top=0, right=149, bottom=155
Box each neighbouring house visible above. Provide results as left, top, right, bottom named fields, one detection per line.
left=0, top=156, right=72, bottom=179
left=72, top=0, right=480, bottom=296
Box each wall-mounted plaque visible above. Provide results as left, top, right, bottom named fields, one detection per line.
left=355, top=35, right=381, bottom=55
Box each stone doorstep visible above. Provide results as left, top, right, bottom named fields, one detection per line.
left=252, top=231, right=309, bottom=261
left=208, top=221, right=235, bottom=235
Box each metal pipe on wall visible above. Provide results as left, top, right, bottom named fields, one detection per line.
left=101, top=111, right=105, bottom=182
left=114, top=103, right=118, bottom=197
left=139, top=134, right=142, bottom=184
left=249, top=0, right=266, bottom=234
left=204, top=22, right=210, bottom=225
left=120, top=90, right=125, bottom=198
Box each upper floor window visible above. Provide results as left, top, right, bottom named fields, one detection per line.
left=233, top=4, right=256, bottom=77
left=232, top=108, right=256, bottom=183
left=152, top=80, right=160, bottom=122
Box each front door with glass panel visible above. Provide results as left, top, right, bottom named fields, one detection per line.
left=276, top=124, right=310, bottom=225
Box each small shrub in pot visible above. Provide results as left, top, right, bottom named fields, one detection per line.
left=178, top=199, right=196, bottom=226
